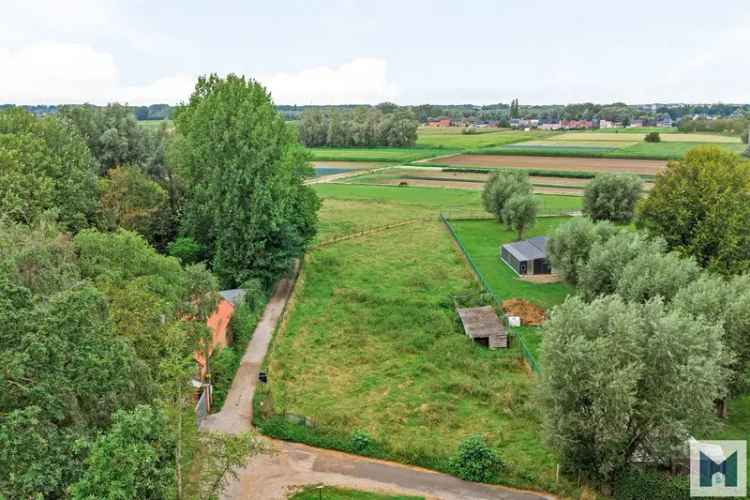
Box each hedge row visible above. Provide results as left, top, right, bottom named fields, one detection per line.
left=613, top=469, right=690, bottom=500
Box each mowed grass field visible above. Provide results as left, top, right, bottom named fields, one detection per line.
left=312, top=184, right=582, bottom=241
left=258, top=221, right=570, bottom=494
left=416, top=129, right=553, bottom=149
left=447, top=218, right=575, bottom=310
left=308, top=147, right=451, bottom=163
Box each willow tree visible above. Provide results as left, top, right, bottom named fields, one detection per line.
left=174, top=74, right=319, bottom=287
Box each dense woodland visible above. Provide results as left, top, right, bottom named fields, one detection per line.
left=297, top=106, right=419, bottom=148
left=0, top=75, right=318, bottom=497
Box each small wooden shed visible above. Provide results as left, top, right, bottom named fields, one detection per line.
left=456, top=306, right=508, bottom=349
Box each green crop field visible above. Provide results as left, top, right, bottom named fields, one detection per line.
left=308, top=147, right=451, bottom=163
left=289, top=486, right=422, bottom=500
left=416, top=130, right=553, bottom=149
left=474, top=141, right=745, bottom=160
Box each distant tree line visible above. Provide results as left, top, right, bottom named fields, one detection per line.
left=298, top=106, right=419, bottom=147
left=677, top=116, right=750, bottom=135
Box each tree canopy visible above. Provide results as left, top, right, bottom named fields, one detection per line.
left=174, top=74, right=319, bottom=287
left=0, top=108, right=98, bottom=231
left=298, top=106, right=418, bottom=147
left=582, top=173, right=643, bottom=224
left=540, top=295, right=730, bottom=483
left=546, top=217, right=617, bottom=284
left=637, top=147, right=750, bottom=275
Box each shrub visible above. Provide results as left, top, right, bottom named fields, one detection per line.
left=461, top=127, right=478, bottom=135
left=644, top=132, right=661, bottom=143
left=167, top=236, right=204, bottom=264
left=449, top=435, right=503, bottom=482
left=210, top=347, right=239, bottom=410
left=239, top=277, right=265, bottom=311
left=350, top=430, right=372, bottom=453
left=613, top=468, right=689, bottom=500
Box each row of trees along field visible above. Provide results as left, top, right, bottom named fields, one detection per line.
left=0, top=74, right=319, bottom=497
left=537, top=147, right=750, bottom=497
left=297, top=106, right=419, bottom=148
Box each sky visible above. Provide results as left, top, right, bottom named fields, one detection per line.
left=0, top=0, right=747, bottom=106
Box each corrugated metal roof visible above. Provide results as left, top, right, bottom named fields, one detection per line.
left=501, top=236, right=548, bottom=262
left=219, top=289, right=246, bottom=306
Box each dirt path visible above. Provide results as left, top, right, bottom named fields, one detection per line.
left=202, top=266, right=553, bottom=500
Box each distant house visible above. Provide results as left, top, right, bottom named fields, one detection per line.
left=500, top=236, right=552, bottom=276
left=629, top=119, right=644, bottom=128
left=428, top=118, right=452, bottom=127
left=658, top=116, right=673, bottom=128
left=598, top=119, right=615, bottom=129
left=541, top=122, right=562, bottom=130
left=561, top=119, right=593, bottom=130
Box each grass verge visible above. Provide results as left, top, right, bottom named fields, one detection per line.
left=289, top=485, right=423, bottom=500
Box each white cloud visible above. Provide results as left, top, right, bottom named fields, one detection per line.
left=0, top=43, right=119, bottom=104
left=0, top=42, right=194, bottom=105
left=263, top=58, right=399, bottom=105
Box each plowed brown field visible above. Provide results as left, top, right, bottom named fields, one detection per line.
left=439, top=154, right=667, bottom=176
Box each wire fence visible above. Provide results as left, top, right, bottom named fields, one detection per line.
left=440, top=213, right=542, bottom=374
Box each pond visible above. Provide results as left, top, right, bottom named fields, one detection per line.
left=313, top=166, right=353, bottom=177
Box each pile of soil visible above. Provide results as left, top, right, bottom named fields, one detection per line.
left=502, top=299, right=546, bottom=326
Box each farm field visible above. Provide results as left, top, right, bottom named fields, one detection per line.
left=477, top=138, right=744, bottom=160
left=416, top=129, right=553, bottom=149
left=256, top=220, right=572, bottom=495
left=137, top=119, right=172, bottom=130
left=345, top=166, right=654, bottom=196
left=308, top=147, right=452, bottom=163
left=436, top=154, right=667, bottom=176
left=550, top=131, right=740, bottom=143
left=312, top=184, right=582, bottom=240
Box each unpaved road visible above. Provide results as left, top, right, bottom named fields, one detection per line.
left=202, top=267, right=553, bottom=500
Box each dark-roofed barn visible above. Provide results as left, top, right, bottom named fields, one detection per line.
left=500, top=236, right=552, bottom=276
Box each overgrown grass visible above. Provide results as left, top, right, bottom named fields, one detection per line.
left=446, top=218, right=575, bottom=310
left=255, top=222, right=576, bottom=495
left=289, top=485, right=423, bottom=500
left=308, top=147, right=452, bottom=163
